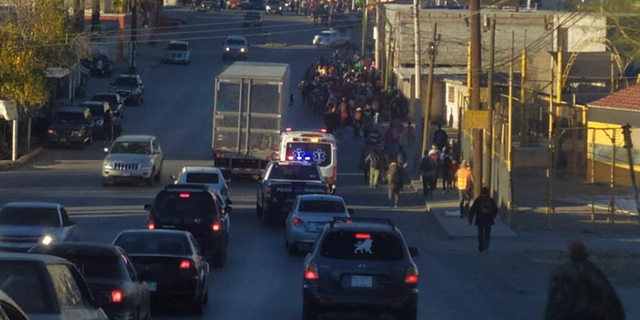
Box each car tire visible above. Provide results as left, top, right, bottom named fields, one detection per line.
left=301, top=299, right=318, bottom=320
left=399, top=304, right=418, bottom=320
left=190, top=295, right=203, bottom=315
left=256, top=203, right=263, bottom=217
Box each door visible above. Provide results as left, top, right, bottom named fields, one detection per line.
left=245, top=80, right=281, bottom=155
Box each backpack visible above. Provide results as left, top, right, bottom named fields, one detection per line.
left=420, top=157, right=432, bottom=173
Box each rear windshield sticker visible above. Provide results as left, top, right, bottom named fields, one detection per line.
left=313, top=149, right=326, bottom=164
left=354, top=239, right=373, bottom=254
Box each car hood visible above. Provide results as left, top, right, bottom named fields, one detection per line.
left=49, top=122, right=84, bottom=131
left=105, top=153, right=153, bottom=163
left=225, top=44, right=246, bottom=50
left=113, top=86, right=137, bottom=92
left=0, top=225, right=60, bottom=237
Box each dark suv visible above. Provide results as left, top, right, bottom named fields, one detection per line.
left=46, top=107, right=94, bottom=149
left=144, top=184, right=229, bottom=267
left=302, top=218, right=420, bottom=320
left=111, top=74, right=144, bottom=106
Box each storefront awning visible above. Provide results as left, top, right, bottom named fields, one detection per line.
left=46, top=67, right=70, bottom=79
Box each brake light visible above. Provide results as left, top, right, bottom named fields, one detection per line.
left=287, top=155, right=294, bottom=161
left=285, top=127, right=292, bottom=132
left=180, top=260, right=191, bottom=269
left=179, top=193, right=190, bottom=198
left=320, top=128, right=327, bottom=133
left=333, top=166, right=337, bottom=180
left=111, top=290, right=124, bottom=303
left=292, top=217, right=304, bottom=227
left=355, top=233, right=371, bottom=239
left=147, top=222, right=155, bottom=230
left=212, top=222, right=221, bottom=232
left=405, top=267, right=419, bottom=284
left=304, top=263, right=319, bottom=280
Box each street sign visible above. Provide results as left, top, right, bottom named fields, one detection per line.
left=463, top=110, right=491, bottom=130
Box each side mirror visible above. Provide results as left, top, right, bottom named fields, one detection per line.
left=253, top=174, right=262, bottom=181
left=224, top=206, right=233, bottom=214
left=347, top=208, right=355, bottom=215
left=226, top=199, right=233, bottom=205
left=144, top=204, right=152, bottom=211
left=103, top=147, right=109, bottom=153
left=409, top=247, right=420, bottom=257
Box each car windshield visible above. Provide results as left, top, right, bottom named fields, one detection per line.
left=92, top=95, right=118, bottom=105
left=56, top=255, right=123, bottom=280
left=110, top=141, right=151, bottom=154
left=0, top=207, right=59, bottom=227
left=321, top=31, right=334, bottom=36
left=154, top=192, right=216, bottom=218
left=83, top=105, right=104, bottom=117
left=269, top=165, right=320, bottom=180
left=186, top=172, right=220, bottom=184
left=286, top=142, right=332, bottom=167
left=53, top=112, right=84, bottom=123
left=114, top=233, right=192, bottom=255
left=226, top=39, right=246, bottom=45
left=320, top=231, right=404, bottom=261
left=168, top=43, right=188, bottom=51
left=0, top=261, right=56, bottom=313
left=299, top=200, right=345, bottom=213
left=115, top=77, right=137, bottom=87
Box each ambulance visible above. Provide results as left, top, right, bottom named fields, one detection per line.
left=279, top=128, right=338, bottom=192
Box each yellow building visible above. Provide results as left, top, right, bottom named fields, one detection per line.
left=587, top=84, right=640, bottom=186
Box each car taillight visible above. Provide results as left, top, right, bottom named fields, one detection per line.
left=405, top=267, right=419, bottom=284
left=333, top=166, right=338, bottom=181
left=304, top=263, right=319, bottom=280
left=212, top=222, right=221, bottom=232
left=292, top=217, right=304, bottom=227
left=180, top=260, right=192, bottom=269
left=111, top=290, right=124, bottom=303
left=147, top=213, right=155, bottom=230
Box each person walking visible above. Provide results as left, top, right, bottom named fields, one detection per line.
left=386, top=161, right=404, bottom=209
left=441, top=149, right=452, bottom=192
left=433, top=123, right=449, bottom=150
left=427, top=144, right=441, bottom=192
left=543, top=241, right=625, bottom=320
left=468, top=187, right=498, bottom=252
left=359, top=146, right=370, bottom=184
left=455, top=161, right=473, bottom=220
left=365, top=147, right=382, bottom=188
left=396, top=145, right=407, bottom=168
left=112, top=113, right=123, bottom=139
left=419, top=151, right=437, bottom=199
left=103, top=109, right=113, bottom=142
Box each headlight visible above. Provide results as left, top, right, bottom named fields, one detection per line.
left=225, top=47, right=230, bottom=52
left=41, top=235, right=54, bottom=245
left=104, top=161, right=113, bottom=169
left=240, top=48, right=245, bottom=53
left=266, top=5, right=270, bottom=9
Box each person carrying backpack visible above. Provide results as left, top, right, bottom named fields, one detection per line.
left=365, top=147, right=382, bottom=188
left=419, top=151, right=436, bottom=199
left=386, top=161, right=404, bottom=208
left=469, top=187, right=498, bottom=252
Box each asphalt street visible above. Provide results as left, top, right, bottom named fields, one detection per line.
left=1, top=7, right=636, bottom=320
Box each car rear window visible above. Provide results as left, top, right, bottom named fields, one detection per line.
left=53, top=112, right=84, bottom=123
left=0, top=207, right=60, bottom=227
left=168, top=43, right=188, bottom=51
left=92, top=95, right=118, bottom=105
left=0, top=261, right=55, bottom=313
left=299, top=200, right=345, bottom=213
left=114, top=233, right=192, bottom=255
left=269, top=165, right=320, bottom=180
left=154, top=192, right=216, bottom=218
left=320, top=231, right=404, bottom=261
left=83, top=104, right=104, bottom=117
left=115, top=77, right=137, bottom=87
left=57, top=255, right=123, bottom=280
left=285, top=143, right=332, bottom=167
left=186, top=173, right=220, bottom=184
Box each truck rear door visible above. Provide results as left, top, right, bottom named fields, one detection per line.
left=213, top=78, right=243, bottom=153
left=246, top=79, right=281, bottom=156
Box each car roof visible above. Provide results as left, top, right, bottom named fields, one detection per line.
left=93, top=92, right=118, bottom=96
left=114, top=135, right=156, bottom=143
left=1, top=202, right=60, bottom=209
left=57, top=107, right=87, bottom=113
left=181, top=166, right=223, bottom=174
left=81, top=101, right=106, bottom=106
left=296, top=194, right=343, bottom=202
left=281, top=130, right=336, bottom=140
left=169, top=40, right=189, bottom=45
left=30, top=242, right=121, bottom=257
left=117, top=74, right=139, bottom=78
left=226, top=35, right=247, bottom=41
left=273, top=160, right=317, bottom=167
left=0, top=252, right=70, bottom=265
left=116, top=229, right=191, bottom=238
left=322, top=29, right=339, bottom=33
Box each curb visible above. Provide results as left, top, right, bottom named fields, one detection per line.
left=0, top=147, right=43, bottom=171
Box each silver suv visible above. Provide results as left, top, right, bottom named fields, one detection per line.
left=102, top=135, right=163, bottom=186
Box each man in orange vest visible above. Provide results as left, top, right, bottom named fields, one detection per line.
left=455, top=161, right=474, bottom=223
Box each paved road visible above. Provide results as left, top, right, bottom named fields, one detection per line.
left=1, top=8, right=637, bottom=320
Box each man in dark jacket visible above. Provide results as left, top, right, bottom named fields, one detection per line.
left=469, top=187, right=498, bottom=252
left=386, top=162, right=403, bottom=209
left=433, top=123, right=449, bottom=150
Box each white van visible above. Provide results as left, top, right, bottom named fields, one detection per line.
left=279, top=128, right=338, bottom=191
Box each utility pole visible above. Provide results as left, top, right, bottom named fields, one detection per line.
left=91, top=0, right=100, bottom=33
left=520, top=47, right=527, bottom=147
left=129, top=0, right=137, bottom=73
left=486, top=19, right=495, bottom=192
left=469, top=0, right=482, bottom=198
left=546, top=54, right=555, bottom=228
left=74, top=0, right=85, bottom=33
left=412, top=0, right=421, bottom=101
left=361, top=2, right=368, bottom=58
left=508, top=31, right=514, bottom=173
left=422, top=22, right=438, bottom=157
left=622, top=124, right=640, bottom=226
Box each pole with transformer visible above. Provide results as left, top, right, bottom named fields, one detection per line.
left=422, top=23, right=438, bottom=157
left=469, top=0, right=482, bottom=198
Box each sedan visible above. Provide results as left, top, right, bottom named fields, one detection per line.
left=285, top=194, right=352, bottom=254
left=171, top=166, right=232, bottom=207
left=312, top=29, right=350, bottom=47
left=29, top=243, right=150, bottom=320
left=113, top=230, right=209, bottom=315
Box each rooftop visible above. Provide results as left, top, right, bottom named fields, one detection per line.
left=115, top=135, right=156, bottom=142
left=219, top=61, right=289, bottom=80
left=588, top=84, right=640, bottom=112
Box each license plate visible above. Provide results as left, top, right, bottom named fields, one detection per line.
left=316, top=223, right=325, bottom=230
left=122, top=172, right=131, bottom=176
left=163, top=225, right=176, bottom=228
left=351, top=275, right=373, bottom=288
left=59, top=138, right=67, bottom=142
left=148, top=282, right=157, bottom=291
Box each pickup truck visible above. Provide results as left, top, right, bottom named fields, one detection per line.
left=256, top=161, right=330, bottom=226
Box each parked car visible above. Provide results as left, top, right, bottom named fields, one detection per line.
left=90, top=93, right=124, bottom=118
left=144, top=184, right=230, bottom=267
left=226, top=0, right=242, bottom=9
left=242, top=11, right=263, bottom=27
left=199, top=1, right=221, bottom=11
left=0, top=202, right=77, bottom=252
left=81, top=53, right=113, bottom=78
left=162, top=41, right=191, bottom=64
left=77, top=101, right=109, bottom=138
left=312, top=29, right=350, bottom=47
left=46, top=107, right=94, bottom=149
left=102, top=135, right=164, bottom=186
left=242, top=0, right=265, bottom=10
left=285, top=194, right=352, bottom=254
left=302, top=218, right=420, bottom=320
left=222, top=35, right=249, bottom=61
left=0, top=252, right=108, bottom=320
left=265, top=0, right=283, bottom=14
left=112, top=230, right=209, bottom=314
left=0, top=290, right=28, bottom=320
left=29, top=243, right=151, bottom=320
left=111, top=75, right=144, bottom=106
left=172, top=166, right=232, bottom=206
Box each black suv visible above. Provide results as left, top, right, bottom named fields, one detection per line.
left=46, top=107, right=94, bottom=149
left=302, top=218, right=420, bottom=320
left=144, top=184, right=230, bottom=267
left=111, top=74, right=144, bottom=106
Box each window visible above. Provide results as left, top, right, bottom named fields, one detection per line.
left=60, top=255, right=123, bottom=280
left=120, top=252, right=137, bottom=282
left=53, top=112, right=84, bottom=124
left=285, top=143, right=332, bottom=167
left=186, top=173, right=220, bottom=184
left=60, top=208, right=70, bottom=226
left=268, top=165, right=320, bottom=180
left=154, top=192, right=216, bottom=218
left=115, top=77, right=137, bottom=87
left=114, top=233, right=192, bottom=256
left=168, top=43, right=189, bottom=51
left=320, top=232, right=404, bottom=261
left=46, top=265, right=88, bottom=308
left=299, top=200, right=345, bottom=213
left=0, top=207, right=60, bottom=227
left=226, top=39, right=246, bottom=46
left=110, top=142, right=151, bottom=154
left=0, top=262, right=54, bottom=313
left=448, top=86, right=455, bottom=103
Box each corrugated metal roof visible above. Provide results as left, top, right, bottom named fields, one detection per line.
left=218, top=61, right=289, bottom=80
left=588, top=84, right=640, bottom=112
